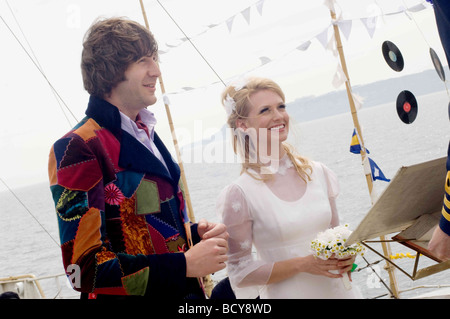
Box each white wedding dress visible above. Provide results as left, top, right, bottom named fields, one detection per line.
left=216, top=155, right=362, bottom=299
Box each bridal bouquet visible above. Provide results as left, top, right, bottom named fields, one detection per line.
left=310, top=224, right=365, bottom=290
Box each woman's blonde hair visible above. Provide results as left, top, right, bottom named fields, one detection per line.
left=221, top=77, right=312, bottom=182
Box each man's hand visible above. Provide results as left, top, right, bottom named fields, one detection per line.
left=184, top=219, right=229, bottom=278
left=197, top=218, right=228, bottom=240
left=428, top=226, right=450, bottom=261
left=185, top=237, right=228, bottom=277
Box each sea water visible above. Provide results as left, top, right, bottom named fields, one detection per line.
left=0, top=90, right=449, bottom=299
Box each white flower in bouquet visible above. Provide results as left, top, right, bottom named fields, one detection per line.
left=310, top=224, right=365, bottom=260
left=310, top=224, right=365, bottom=290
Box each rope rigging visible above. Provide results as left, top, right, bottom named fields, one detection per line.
left=1, top=1, right=78, bottom=127
left=0, top=177, right=60, bottom=248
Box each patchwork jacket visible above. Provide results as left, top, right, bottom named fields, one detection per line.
left=48, top=95, right=203, bottom=298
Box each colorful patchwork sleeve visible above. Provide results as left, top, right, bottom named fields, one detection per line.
left=48, top=132, right=188, bottom=297
left=439, top=142, right=450, bottom=236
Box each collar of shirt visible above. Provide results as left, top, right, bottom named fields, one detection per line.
left=119, top=109, right=170, bottom=174
left=119, top=108, right=157, bottom=141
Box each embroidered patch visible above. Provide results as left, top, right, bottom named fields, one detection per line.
left=115, top=171, right=144, bottom=198
left=96, top=249, right=116, bottom=265
left=136, top=179, right=160, bottom=215
left=120, top=196, right=155, bottom=255
left=56, top=188, right=88, bottom=220
left=72, top=207, right=103, bottom=264
left=105, top=183, right=125, bottom=206
left=122, top=267, right=149, bottom=296
left=166, top=235, right=186, bottom=253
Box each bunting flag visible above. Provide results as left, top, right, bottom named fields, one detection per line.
left=160, top=1, right=430, bottom=96
left=349, top=129, right=390, bottom=183
left=349, top=129, right=369, bottom=154
left=360, top=16, right=378, bottom=38
left=369, top=158, right=390, bottom=182
left=338, top=19, right=353, bottom=40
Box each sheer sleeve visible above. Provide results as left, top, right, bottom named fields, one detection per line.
left=216, top=183, right=274, bottom=298
left=320, top=163, right=340, bottom=228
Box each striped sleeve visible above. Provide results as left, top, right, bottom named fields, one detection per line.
left=439, top=142, right=450, bottom=236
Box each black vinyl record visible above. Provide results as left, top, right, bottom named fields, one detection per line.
left=396, top=90, right=418, bottom=124
left=430, top=47, right=446, bottom=82
left=382, top=41, right=404, bottom=72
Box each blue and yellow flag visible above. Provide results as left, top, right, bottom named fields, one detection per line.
left=350, top=129, right=369, bottom=154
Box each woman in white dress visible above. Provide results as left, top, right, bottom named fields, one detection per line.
left=216, top=77, right=362, bottom=299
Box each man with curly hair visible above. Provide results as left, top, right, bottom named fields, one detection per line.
left=48, top=17, right=228, bottom=299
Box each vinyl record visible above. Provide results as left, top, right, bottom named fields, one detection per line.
left=382, top=41, right=404, bottom=72
left=430, top=48, right=446, bottom=82
left=396, top=90, right=418, bottom=124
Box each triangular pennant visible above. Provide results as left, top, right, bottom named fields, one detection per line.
left=338, top=20, right=352, bottom=41
left=259, top=56, right=271, bottom=65
left=316, top=27, right=330, bottom=49
left=226, top=16, right=235, bottom=32
left=296, top=40, right=311, bottom=51
left=360, top=17, right=378, bottom=38
left=369, top=158, right=390, bottom=182
left=407, top=3, right=427, bottom=12
left=350, top=129, right=370, bottom=154
left=255, top=0, right=265, bottom=15
left=241, top=7, right=251, bottom=25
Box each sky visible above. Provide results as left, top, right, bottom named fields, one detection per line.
left=0, top=0, right=445, bottom=189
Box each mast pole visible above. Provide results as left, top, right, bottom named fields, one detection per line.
left=328, top=5, right=399, bottom=298
left=138, top=0, right=195, bottom=224
left=138, top=0, right=215, bottom=297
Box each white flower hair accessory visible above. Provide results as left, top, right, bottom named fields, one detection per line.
left=223, top=76, right=249, bottom=116
left=224, top=93, right=236, bottom=117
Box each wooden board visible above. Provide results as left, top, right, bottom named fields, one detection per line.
left=347, top=156, right=447, bottom=246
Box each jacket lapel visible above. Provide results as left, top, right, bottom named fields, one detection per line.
left=154, top=133, right=181, bottom=184
left=118, top=131, right=174, bottom=181
left=86, top=95, right=180, bottom=185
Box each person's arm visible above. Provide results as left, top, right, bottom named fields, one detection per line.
left=267, top=255, right=354, bottom=284
left=217, top=184, right=273, bottom=290
left=428, top=143, right=450, bottom=261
